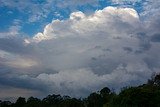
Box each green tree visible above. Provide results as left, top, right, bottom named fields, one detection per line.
left=0, top=101, right=12, bottom=107
left=60, top=98, right=84, bottom=107
left=24, top=97, right=42, bottom=107
left=42, top=94, right=63, bottom=106
left=86, top=92, right=103, bottom=107
left=14, top=97, right=26, bottom=107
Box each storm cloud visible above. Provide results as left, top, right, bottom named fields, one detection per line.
left=0, top=5, right=160, bottom=100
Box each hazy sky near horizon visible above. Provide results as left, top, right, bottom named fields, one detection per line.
left=0, top=0, right=160, bottom=101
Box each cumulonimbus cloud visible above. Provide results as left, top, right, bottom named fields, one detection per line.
left=0, top=6, right=160, bottom=99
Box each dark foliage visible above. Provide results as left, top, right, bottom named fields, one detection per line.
left=1, top=74, right=160, bottom=107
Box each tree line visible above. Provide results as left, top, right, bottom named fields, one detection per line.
left=1, top=73, right=160, bottom=107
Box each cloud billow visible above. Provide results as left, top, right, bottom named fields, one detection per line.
left=0, top=6, right=160, bottom=100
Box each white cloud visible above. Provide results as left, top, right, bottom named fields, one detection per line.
left=0, top=0, right=99, bottom=22
left=56, top=0, right=98, bottom=9
left=35, top=69, right=104, bottom=97
left=5, top=57, right=38, bottom=69
left=27, top=6, right=139, bottom=42
left=0, top=25, right=21, bottom=38
left=112, top=0, right=142, bottom=5
left=21, top=6, right=156, bottom=95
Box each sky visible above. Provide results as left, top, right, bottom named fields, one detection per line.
left=0, top=0, right=160, bottom=101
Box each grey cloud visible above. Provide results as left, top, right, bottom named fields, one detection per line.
left=0, top=76, right=43, bottom=91
left=23, top=7, right=157, bottom=96
left=1, top=6, right=160, bottom=99
left=141, top=0, right=160, bottom=18
left=123, top=47, right=133, bottom=53
left=137, top=32, right=152, bottom=51
left=0, top=37, right=31, bottom=54
left=143, top=57, right=160, bottom=70
left=151, top=34, right=160, bottom=42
